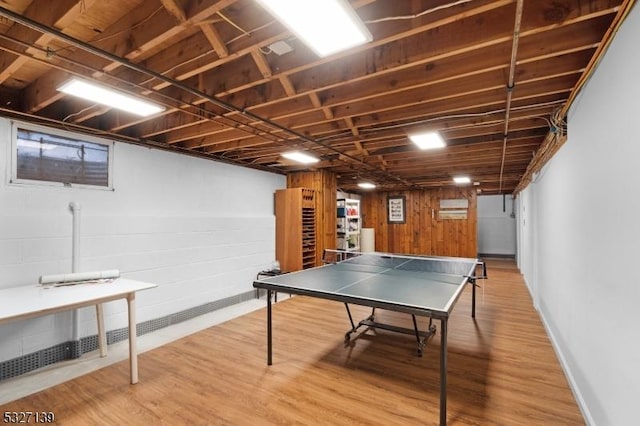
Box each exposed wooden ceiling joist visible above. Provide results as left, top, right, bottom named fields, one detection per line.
left=0, top=0, right=633, bottom=194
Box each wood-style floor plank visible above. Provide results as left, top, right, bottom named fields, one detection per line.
left=0, top=259, right=584, bottom=425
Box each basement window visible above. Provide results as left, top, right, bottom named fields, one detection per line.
left=10, top=121, right=113, bottom=190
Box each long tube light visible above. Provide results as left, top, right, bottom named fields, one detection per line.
left=358, top=182, right=376, bottom=189
left=254, top=0, right=372, bottom=57
left=282, top=151, right=320, bottom=164
left=453, top=176, right=471, bottom=184
left=57, top=78, right=165, bottom=117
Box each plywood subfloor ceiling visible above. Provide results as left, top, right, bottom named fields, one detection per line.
left=0, top=0, right=633, bottom=194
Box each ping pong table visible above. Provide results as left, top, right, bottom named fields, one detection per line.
left=253, top=251, right=484, bottom=426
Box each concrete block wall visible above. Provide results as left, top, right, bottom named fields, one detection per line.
left=0, top=117, right=285, bottom=364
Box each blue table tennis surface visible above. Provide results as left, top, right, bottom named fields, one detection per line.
left=254, top=253, right=478, bottom=314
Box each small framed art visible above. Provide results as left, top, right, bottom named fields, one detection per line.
left=387, top=195, right=406, bottom=224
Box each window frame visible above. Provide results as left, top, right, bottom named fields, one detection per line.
left=9, top=120, right=115, bottom=191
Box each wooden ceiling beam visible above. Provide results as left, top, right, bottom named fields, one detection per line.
left=237, top=141, right=538, bottom=168
left=16, top=0, right=616, bottom=145
left=175, top=46, right=580, bottom=146
left=201, top=6, right=611, bottom=115
left=279, top=75, right=296, bottom=97
left=187, top=89, right=560, bottom=152
left=264, top=91, right=558, bottom=141
left=315, top=47, right=595, bottom=113
left=0, top=0, right=95, bottom=84
left=160, top=0, right=187, bottom=23
left=250, top=49, right=272, bottom=79
left=20, top=0, right=240, bottom=112
left=19, top=2, right=168, bottom=110
left=339, top=92, right=570, bottom=136
left=227, top=131, right=540, bottom=163
left=130, top=0, right=237, bottom=63
left=1, top=0, right=624, bottom=192
left=152, top=0, right=513, bottom=93
left=141, top=30, right=285, bottom=94
left=230, top=13, right=597, bottom=123
left=390, top=159, right=534, bottom=178
left=83, top=0, right=512, bottom=134
left=381, top=149, right=535, bottom=167
left=350, top=134, right=545, bottom=160
left=348, top=133, right=542, bottom=159
left=124, top=14, right=607, bottom=141
left=342, top=153, right=531, bottom=175
left=317, top=104, right=557, bottom=146
left=308, top=92, right=333, bottom=120
left=344, top=117, right=359, bottom=137
left=69, top=1, right=607, bottom=147
left=200, top=22, right=229, bottom=58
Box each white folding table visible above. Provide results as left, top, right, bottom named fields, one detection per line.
left=0, top=278, right=157, bottom=384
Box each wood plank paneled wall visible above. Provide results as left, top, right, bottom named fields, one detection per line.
left=361, top=188, right=477, bottom=258
left=287, top=170, right=337, bottom=265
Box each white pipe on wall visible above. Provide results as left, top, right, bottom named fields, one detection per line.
left=69, top=202, right=81, bottom=341
left=69, top=202, right=81, bottom=273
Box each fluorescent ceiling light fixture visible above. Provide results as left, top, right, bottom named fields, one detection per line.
left=358, top=182, right=376, bottom=189
left=453, top=176, right=471, bottom=184
left=282, top=151, right=320, bottom=164
left=409, top=132, right=446, bottom=150
left=254, top=0, right=372, bottom=57
left=57, top=78, right=165, bottom=117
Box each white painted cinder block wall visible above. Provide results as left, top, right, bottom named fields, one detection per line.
left=477, top=195, right=516, bottom=256
left=516, top=6, right=640, bottom=425
left=0, top=117, right=285, bottom=363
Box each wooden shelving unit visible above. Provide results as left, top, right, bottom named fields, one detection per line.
left=275, top=188, right=317, bottom=272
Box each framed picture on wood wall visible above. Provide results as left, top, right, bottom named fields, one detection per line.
left=387, top=195, right=406, bottom=224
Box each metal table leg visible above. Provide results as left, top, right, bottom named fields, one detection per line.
left=472, top=278, right=476, bottom=318
left=267, top=289, right=272, bottom=365
left=440, top=317, right=448, bottom=426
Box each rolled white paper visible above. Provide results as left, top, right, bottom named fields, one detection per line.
left=39, top=270, right=120, bottom=285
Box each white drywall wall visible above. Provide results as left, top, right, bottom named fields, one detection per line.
left=516, top=6, right=640, bottom=425
left=477, top=195, right=516, bottom=256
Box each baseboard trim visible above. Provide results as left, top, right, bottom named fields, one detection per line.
left=478, top=253, right=516, bottom=259
left=537, top=305, right=594, bottom=426
left=0, top=289, right=256, bottom=382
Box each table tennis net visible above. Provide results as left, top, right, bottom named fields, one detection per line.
left=342, top=253, right=476, bottom=276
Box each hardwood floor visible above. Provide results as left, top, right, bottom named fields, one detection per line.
left=0, top=259, right=584, bottom=425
